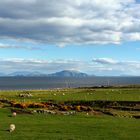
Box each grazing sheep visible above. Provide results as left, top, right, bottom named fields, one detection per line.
left=19, top=92, right=33, bottom=97
left=9, top=124, right=15, bottom=132
left=12, top=112, right=17, bottom=117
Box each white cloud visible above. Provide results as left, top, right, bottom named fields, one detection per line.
left=0, top=0, right=140, bottom=46
left=0, top=57, right=140, bottom=76
left=0, top=43, right=41, bottom=50
left=0, top=58, right=89, bottom=74
left=92, top=57, right=140, bottom=75
left=92, top=58, right=119, bottom=64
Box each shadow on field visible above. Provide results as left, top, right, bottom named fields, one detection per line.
left=46, top=130, right=61, bottom=133
left=0, top=129, right=10, bottom=132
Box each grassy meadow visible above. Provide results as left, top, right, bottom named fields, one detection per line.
left=0, top=88, right=140, bottom=102
left=0, top=87, right=140, bottom=140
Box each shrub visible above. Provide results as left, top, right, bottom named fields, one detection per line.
left=74, top=105, right=81, bottom=112
left=28, top=103, right=46, bottom=108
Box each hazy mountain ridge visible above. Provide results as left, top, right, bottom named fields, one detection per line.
left=8, top=71, right=46, bottom=77
left=48, top=70, right=88, bottom=77
left=0, top=73, right=6, bottom=76
left=0, top=70, right=89, bottom=77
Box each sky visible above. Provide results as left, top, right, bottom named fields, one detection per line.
left=0, top=0, right=140, bottom=76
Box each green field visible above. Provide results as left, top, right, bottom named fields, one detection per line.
left=0, top=87, right=140, bottom=140
left=0, top=88, right=140, bottom=101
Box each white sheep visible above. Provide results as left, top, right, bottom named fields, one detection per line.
left=12, top=112, right=17, bottom=117
left=9, top=124, right=16, bottom=132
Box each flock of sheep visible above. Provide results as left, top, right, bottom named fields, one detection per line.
left=9, top=112, right=16, bottom=132
left=9, top=91, right=67, bottom=133
left=8, top=89, right=96, bottom=133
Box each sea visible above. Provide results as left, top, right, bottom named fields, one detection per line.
left=0, top=76, right=140, bottom=90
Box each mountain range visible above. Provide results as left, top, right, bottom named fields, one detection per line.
left=0, top=70, right=89, bottom=77
left=48, top=70, right=88, bottom=77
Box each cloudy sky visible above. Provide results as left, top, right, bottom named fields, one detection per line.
left=0, top=0, right=140, bottom=76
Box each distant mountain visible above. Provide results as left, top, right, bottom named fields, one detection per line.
left=8, top=71, right=30, bottom=76
left=0, top=72, right=6, bottom=76
left=5, top=70, right=89, bottom=77
left=119, top=74, right=138, bottom=77
left=48, top=70, right=88, bottom=77
left=8, top=71, right=47, bottom=77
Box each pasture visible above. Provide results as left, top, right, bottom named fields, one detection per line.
left=0, top=87, right=140, bottom=140
left=0, top=88, right=140, bottom=102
